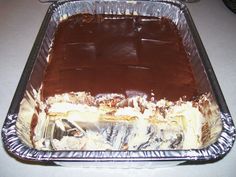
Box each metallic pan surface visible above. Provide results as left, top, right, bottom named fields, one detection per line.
left=2, top=0, right=235, bottom=167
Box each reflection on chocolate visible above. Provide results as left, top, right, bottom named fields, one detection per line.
left=42, top=14, right=198, bottom=101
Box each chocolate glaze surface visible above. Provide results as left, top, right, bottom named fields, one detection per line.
left=42, top=14, right=198, bottom=101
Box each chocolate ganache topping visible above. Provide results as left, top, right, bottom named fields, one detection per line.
left=42, top=14, right=198, bottom=101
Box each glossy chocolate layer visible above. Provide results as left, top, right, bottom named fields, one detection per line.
left=42, top=14, right=198, bottom=101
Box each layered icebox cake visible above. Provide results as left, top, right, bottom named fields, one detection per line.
left=2, top=0, right=235, bottom=166
left=17, top=13, right=222, bottom=151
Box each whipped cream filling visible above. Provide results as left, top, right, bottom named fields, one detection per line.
left=21, top=92, right=220, bottom=151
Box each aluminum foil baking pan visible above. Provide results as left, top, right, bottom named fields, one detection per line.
left=2, top=0, right=235, bottom=167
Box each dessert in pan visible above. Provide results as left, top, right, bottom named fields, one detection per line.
left=2, top=0, right=234, bottom=165
left=22, top=14, right=221, bottom=151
